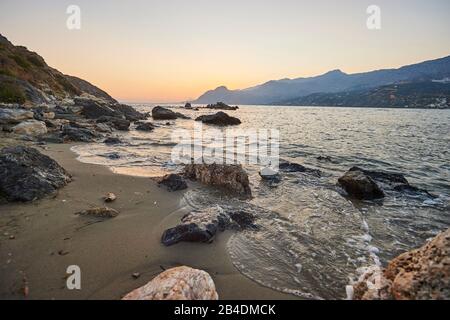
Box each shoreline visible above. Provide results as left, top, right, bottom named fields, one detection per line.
left=0, top=143, right=297, bottom=300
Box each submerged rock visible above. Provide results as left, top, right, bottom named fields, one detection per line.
left=76, top=207, right=119, bottom=218
left=338, top=169, right=385, bottom=200
left=12, top=120, right=47, bottom=136
left=195, top=111, right=241, bottom=126
left=122, top=266, right=218, bottom=300
left=353, top=228, right=450, bottom=300
left=135, top=122, right=155, bottom=131
left=152, top=106, right=189, bottom=120
left=184, top=163, right=252, bottom=198
left=0, top=146, right=71, bottom=201
left=279, top=160, right=321, bottom=176
left=157, top=174, right=188, bottom=192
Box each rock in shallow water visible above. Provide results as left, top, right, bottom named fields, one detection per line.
left=195, top=111, right=241, bottom=126
left=338, top=169, right=385, bottom=200
left=353, top=228, right=450, bottom=300
left=0, top=146, right=71, bottom=201
left=122, top=266, right=218, bottom=300
left=184, top=163, right=252, bottom=198
left=152, top=106, right=189, bottom=120
left=161, top=206, right=257, bottom=246
left=157, top=174, right=188, bottom=192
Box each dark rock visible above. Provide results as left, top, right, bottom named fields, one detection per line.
left=348, top=167, right=435, bottom=198
left=108, top=118, right=130, bottom=131
left=62, top=125, right=99, bottom=142
left=104, top=152, right=120, bottom=160
left=157, top=174, right=188, bottom=191
left=206, top=102, right=239, bottom=110
left=195, top=112, right=241, bottom=126
left=161, top=206, right=256, bottom=246
left=152, top=106, right=190, bottom=120
left=161, top=208, right=230, bottom=246
left=279, top=160, right=321, bottom=176
left=77, top=98, right=122, bottom=119
left=110, top=103, right=147, bottom=121
left=338, top=169, right=385, bottom=200
left=184, top=103, right=192, bottom=109
left=103, top=137, right=122, bottom=145
left=0, top=146, right=71, bottom=202
left=184, top=163, right=252, bottom=198
left=317, top=155, right=332, bottom=162
left=135, top=122, right=155, bottom=132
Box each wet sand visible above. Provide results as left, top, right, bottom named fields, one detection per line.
left=0, top=143, right=296, bottom=300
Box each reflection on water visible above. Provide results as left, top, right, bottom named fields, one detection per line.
left=72, top=105, right=450, bottom=299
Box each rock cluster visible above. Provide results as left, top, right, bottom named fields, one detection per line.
left=206, top=102, right=239, bottom=110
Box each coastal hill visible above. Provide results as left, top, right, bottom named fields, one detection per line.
left=0, top=34, right=116, bottom=104
left=193, top=55, right=450, bottom=107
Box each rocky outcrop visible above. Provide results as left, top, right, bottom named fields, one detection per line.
left=0, top=146, right=71, bottom=201
left=110, top=103, right=147, bottom=122
left=353, top=228, right=450, bottom=300
left=12, top=120, right=47, bottom=136
left=184, top=163, right=252, bottom=198
left=195, top=111, right=241, bottom=126
left=76, top=207, right=119, bottom=218
left=157, top=174, right=188, bottom=192
left=338, top=169, right=385, bottom=200
left=122, top=266, right=218, bottom=300
left=152, top=106, right=189, bottom=120
left=162, top=206, right=256, bottom=246
left=206, top=102, right=239, bottom=110
left=0, top=108, right=34, bottom=124
left=77, top=98, right=123, bottom=119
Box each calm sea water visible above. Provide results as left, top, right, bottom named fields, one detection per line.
left=72, top=105, right=450, bottom=299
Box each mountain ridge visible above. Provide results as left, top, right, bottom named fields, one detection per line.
left=193, top=55, right=450, bottom=105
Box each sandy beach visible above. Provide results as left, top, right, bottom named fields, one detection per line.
left=0, top=142, right=296, bottom=300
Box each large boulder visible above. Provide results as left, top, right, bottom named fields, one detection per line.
left=76, top=98, right=122, bottom=119
left=157, top=174, right=188, bottom=192
left=0, top=108, right=34, bottom=124
left=152, top=106, right=189, bottom=120
left=122, top=266, right=218, bottom=300
left=12, top=120, right=47, bottom=136
left=195, top=111, right=241, bottom=126
left=206, top=102, right=239, bottom=110
left=338, top=169, right=385, bottom=200
left=184, top=163, right=252, bottom=198
left=353, top=228, right=450, bottom=300
left=110, top=103, right=147, bottom=121
left=0, top=146, right=71, bottom=201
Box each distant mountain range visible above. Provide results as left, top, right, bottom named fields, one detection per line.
left=0, top=34, right=116, bottom=104
left=193, top=55, right=450, bottom=108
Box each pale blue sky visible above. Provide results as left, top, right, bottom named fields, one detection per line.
left=1, top=0, right=449, bottom=102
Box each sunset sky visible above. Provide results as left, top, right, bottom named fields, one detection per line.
left=1, top=0, right=450, bottom=102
